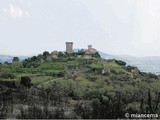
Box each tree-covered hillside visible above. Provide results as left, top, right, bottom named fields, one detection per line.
left=0, top=51, right=160, bottom=119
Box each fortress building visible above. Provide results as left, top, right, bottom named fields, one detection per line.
left=86, top=45, right=97, bottom=54
left=88, top=45, right=92, bottom=50
left=66, top=42, right=73, bottom=53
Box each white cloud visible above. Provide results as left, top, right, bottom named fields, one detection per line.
left=3, top=3, right=30, bottom=19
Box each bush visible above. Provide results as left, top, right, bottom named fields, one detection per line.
left=1, top=73, right=15, bottom=79
left=23, top=61, right=40, bottom=68
left=44, top=70, right=64, bottom=77
left=84, top=90, right=102, bottom=100
left=148, top=73, right=158, bottom=79
left=110, top=69, right=118, bottom=75
left=92, top=52, right=101, bottom=58
left=115, top=60, right=126, bottom=66
left=139, top=72, right=147, bottom=76
left=20, top=76, right=31, bottom=87
left=126, top=65, right=137, bottom=72
left=58, top=52, right=64, bottom=58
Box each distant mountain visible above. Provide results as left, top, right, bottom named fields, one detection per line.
left=0, top=55, right=28, bottom=63
left=99, top=52, right=160, bottom=74
left=113, top=55, right=160, bottom=74
left=0, top=55, right=13, bottom=63
left=98, top=51, right=114, bottom=59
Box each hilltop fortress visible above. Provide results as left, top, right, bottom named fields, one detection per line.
left=45, top=42, right=100, bottom=61
left=66, top=42, right=97, bottom=54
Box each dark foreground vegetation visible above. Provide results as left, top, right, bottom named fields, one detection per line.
left=0, top=51, right=160, bottom=119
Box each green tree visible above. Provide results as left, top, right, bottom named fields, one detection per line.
left=12, top=57, right=19, bottom=62
left=30, top=56, right=37, bottom=61
left=92, top=52, right=101, bottom=58
left=58, top=52, right=64, bottom=58
left=4, top=61, right=9, bottom=64
left=37, top=54, right=43, bottom=60
left=43, top=51, right=50, bottom=57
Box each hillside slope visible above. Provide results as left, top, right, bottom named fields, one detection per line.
left=0, top=52, right=160, bottom=119
left=1, top=51, right=160, bottom=74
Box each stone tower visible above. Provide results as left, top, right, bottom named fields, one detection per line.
left=66, top=42, right=73, bottom=53
left=88, top=45, right=92, bottom=49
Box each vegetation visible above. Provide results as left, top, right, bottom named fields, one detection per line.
left=12, top=57, right=19, bottom=62
left=0, top=51, right=160, bottom=119
left=20, top=76, right=31, bottom=87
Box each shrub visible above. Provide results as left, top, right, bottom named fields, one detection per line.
left=115, top=60, right=126, bottom=66
left=1, top=73, right=15, bottom=79
left=20, top=76, right=31, bottom=87
left=44, top=70, right=64, bottom=77
left=139, top=72, right=147, bottom=76
left=148, top=73, right=158, bottom=79
left=110, top=69, right=118, bottom=75
left=126, top=65, right=137, bottom=72
left=58, top=52, right=64, bottom=58
left=92, top=52, right=101, bottom=58
left=84, top=90, right=102, bottom=100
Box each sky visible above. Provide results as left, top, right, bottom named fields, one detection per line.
left=0, top=0, right=160, bottom=57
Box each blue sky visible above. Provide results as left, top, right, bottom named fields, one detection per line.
left=0, top=0, right=160, bottom=56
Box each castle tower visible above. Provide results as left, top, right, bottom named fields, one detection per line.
left=88, top=45, right=92, bottom=50
left=88, top=45, right=96, bottom=53
left=66, top=42, right=73, bottom=53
